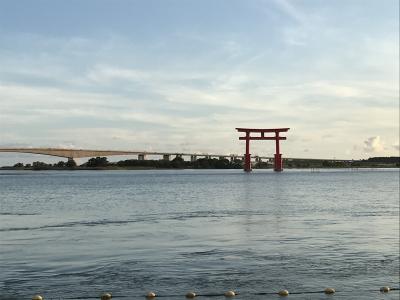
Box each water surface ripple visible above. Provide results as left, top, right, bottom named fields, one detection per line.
left=0, top=169, right=399, bottom=299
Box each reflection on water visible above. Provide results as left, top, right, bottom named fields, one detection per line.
left=0, top=169, right=399, bottom=299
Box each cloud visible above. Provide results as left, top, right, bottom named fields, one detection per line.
left=363, top=136, right=384, bottom=153
left=86, top=65, right=150, bottom=84
left=322, top=134, right=334, bottom=139
left=56, top=143, right=77, bottom=149
left=272, top=0, right=306, bottom=24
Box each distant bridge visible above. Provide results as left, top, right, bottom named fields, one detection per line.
left=0, top=148, right=257, bottom=162
left=0, top=148, right=352, bottom=163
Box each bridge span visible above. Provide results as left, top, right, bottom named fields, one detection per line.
left=0, top=147, right=270, bottom=162
left=0, top=148, right=352, bottom=164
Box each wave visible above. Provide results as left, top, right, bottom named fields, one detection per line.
left=0, top=218, right=144, bottom=232
left=0, top=209, right=266, bottom=232
left=0, top=212, right=39, bottom=216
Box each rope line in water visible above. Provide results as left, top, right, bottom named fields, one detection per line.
left=31, top=286, right=400, bottom=299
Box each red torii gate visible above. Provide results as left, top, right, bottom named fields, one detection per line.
left=236, top=128, right=290, bottom=172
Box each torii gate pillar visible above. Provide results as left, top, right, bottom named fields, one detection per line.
left=236, top=128, right=290, bottom=172
left=274, top=130, right=283, bottom=172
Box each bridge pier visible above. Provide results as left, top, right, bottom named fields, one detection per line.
left=138, top=154, right=146, bottom=161
left=190, top=155, right=197, bottom=162
left=163, top=154, right=170, bottom=161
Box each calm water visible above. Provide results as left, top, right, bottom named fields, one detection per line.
left=0, top=169, right=399, bottom=300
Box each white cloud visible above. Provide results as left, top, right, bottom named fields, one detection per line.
left=55, top=143, right=77, bottom=149
left=272, top=0, right=306, bottom=24
left=363, top=136, right=385, bottom=153
left=86, top=65, right=151, bottom=84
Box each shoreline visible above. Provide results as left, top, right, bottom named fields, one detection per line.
left=1, top=166, right=399, bottom=171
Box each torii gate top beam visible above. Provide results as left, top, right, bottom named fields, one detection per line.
left=236, top=128, right=290, bottom=133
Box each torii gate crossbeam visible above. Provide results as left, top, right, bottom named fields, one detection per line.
left=236, top=128, right=290, bottom=172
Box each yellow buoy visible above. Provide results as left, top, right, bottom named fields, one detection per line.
left=185, top=291, right=196, bottom=298
left=278, top=290, right=289, bottom=296
left=324, top=287, right=335, bottom=294
left=32, top=295, right=43, bottom=300
left=224, top=290, right=236, bottom=297
left=101, top=292, right=112, bottom=300
left=146, top=291, right=157, bottom=298
left=380, top=286, right=390, bottom=293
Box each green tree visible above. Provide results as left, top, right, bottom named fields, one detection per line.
left=66, top=159, right=77, bottom=169
left=171, top=156, right=184, bottom=168
left=55, top=161, right=66, bottom=168
left=215, top=158, right=230, bottom=169
left=32, top=161, right=50, bottom=170
left=86, top=157, right=109, bottom=168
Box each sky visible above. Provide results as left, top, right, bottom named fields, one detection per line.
left=0, top=0, right=399, bottom=165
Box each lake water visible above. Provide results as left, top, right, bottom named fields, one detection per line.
left=0, top=169, right=399, bottom=300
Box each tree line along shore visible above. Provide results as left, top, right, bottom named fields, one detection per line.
left=1, top=156, right=399, bottom=170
